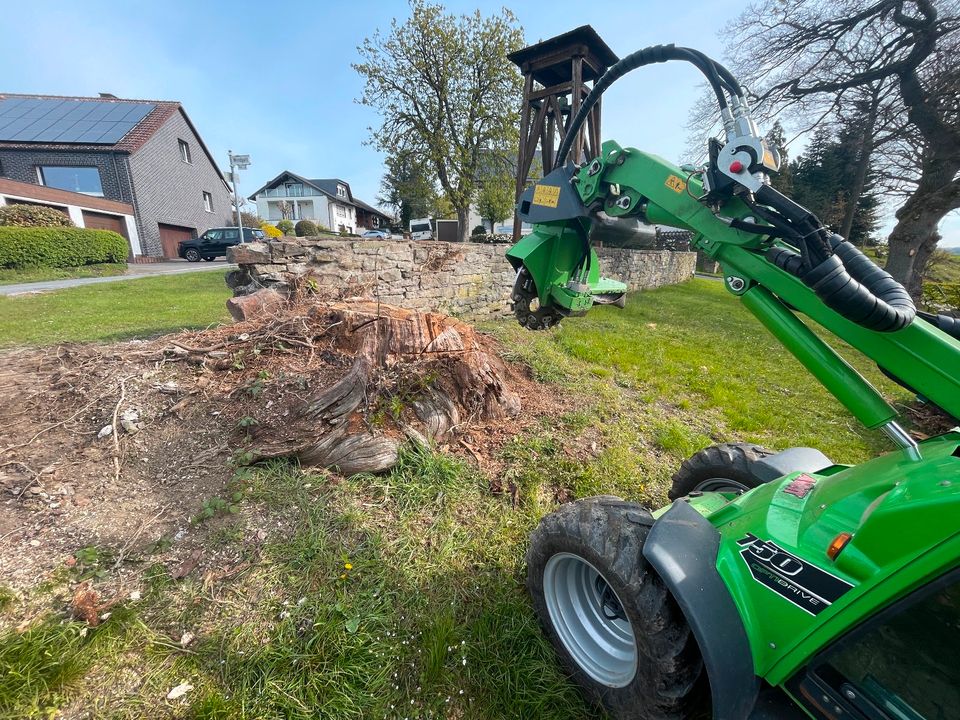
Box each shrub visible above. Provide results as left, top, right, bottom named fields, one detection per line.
left=923, top=281, right=960, bottom=313
left=276, top=219, right=295, bottom=236
left=0, top=227, right=128, bottom=268
left=470, top=232, right=512, bottom=244
left=0, top=203, right=74, bottom=228
left=225, top=211, right=263, bottom=229
left=295, top=219, right=318, bottom=237
left=260, top=223, right=282, bottom=239
left=471, top=224, right=488, bottom=236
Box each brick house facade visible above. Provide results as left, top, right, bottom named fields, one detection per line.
left=0, top=93, right=232, bottom=258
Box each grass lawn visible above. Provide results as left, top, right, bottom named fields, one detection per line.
left=0, top=278, right=914, bottom=719
left=0, top=270, right=230, bottom=347
left=0, top=263, right=128, bottom=286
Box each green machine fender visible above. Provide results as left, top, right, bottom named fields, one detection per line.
left=643, top=500, right=759, bottom=720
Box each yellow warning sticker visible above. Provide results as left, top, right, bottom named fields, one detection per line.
left=532, top=184, right=561, bottom=208
left=665, top=175, right=687, bottom=193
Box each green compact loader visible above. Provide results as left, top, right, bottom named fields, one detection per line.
left=508, top=44, right=960, bottom=720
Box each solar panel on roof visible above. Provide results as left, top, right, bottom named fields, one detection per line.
left=102, top=103, right=130, bottom=122
left=0, top=97, right=156, bottom=144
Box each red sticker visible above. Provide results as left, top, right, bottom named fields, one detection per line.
left=782, top=473, right=817, bottom=499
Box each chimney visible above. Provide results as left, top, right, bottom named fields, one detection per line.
left=99, top=93, right=118, bottom=99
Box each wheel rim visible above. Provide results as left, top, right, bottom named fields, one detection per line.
left=543, top=552, right=637, bottom=687
left=693, top=477, right=751, bottom=493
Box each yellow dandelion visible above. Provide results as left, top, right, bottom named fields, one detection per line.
left=344, top=563, right=353, bottom=570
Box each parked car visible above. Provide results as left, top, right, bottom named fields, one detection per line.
left=361, top=229, right=392, bottom=239
left=409, top=217, right=434, bottom=241
left=178, top=226, right=265, bottom=261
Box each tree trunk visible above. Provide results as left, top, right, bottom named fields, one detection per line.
left=839, top=99, right=878, bottom=242
left=885, top=145, right=960, bottom=299
left=250, top=302, right=521, bottom=473
left=456, top=205, right=470, bottom=243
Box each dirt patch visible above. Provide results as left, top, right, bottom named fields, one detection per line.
left=0, top=294, right=554, bottom=604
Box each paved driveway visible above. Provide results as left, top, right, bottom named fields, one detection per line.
left=0, top=261, right=234, bottom=296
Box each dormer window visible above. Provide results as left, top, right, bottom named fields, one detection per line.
left=337, top=184, right=347, bottom=198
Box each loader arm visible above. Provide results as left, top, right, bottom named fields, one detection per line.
left=508, top=141, right=960, bottom=437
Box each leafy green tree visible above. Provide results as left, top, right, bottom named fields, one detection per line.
left=476, top=171, right=515, bottom=233
left=355, top=0, right=524, bottom=242
left=764, top=121, right=793, bottom=196
left=789, top=128, right=880, bottom=247
left=378, top=150, right=437, bottom=229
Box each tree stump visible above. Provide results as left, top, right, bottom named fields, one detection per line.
left=251, top=302, right=521, bottom=474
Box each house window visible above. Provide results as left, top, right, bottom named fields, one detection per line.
left=37, top=166, right=104, bottom=197
left=203, top=191, right=213, bottom=212
left=337, top=184, right=346, bottom=198
left=178, top=139, right=192, bottom=163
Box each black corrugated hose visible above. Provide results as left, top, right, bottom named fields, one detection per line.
left=553, top=42, right=925, bottom=335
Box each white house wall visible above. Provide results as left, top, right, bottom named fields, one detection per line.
left=257, top=193, right=356, bottom=233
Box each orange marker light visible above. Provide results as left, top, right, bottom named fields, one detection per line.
left=827, top=532, right=853, bottom=560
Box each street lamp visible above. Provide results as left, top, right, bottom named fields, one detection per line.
left=228, top=151, right=251, bottom=241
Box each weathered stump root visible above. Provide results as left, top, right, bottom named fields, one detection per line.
left=250, top=302, right=520, bottom=475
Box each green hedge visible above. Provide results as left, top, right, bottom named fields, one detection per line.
left=0, top=227, right=129, bottom=269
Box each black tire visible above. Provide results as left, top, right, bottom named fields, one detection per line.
left=526, top=496, right=709, bottom=720
left=202, top=256, right=216, bottom=262
left=184, top=248, right=201, bottom=262
left=668, top=443, right=774, bottom=501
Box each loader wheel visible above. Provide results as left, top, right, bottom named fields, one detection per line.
left=668, top=443, right=774, bottom=500
left=512, top=268, right=564, bottom=330
left=527, top=496, right=708, bottom=719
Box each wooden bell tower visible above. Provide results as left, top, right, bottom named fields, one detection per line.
left=508, top=25, right=618, bottom=239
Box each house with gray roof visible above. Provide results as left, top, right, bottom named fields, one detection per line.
left=248, top=171, right=393, bottom=234
left=0, top=92, right=232, bottom=259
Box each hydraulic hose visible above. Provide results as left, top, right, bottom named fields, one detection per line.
left=767, top=235, right=916, bottom=332
left=556, top=44, right=736, bottom=167
left=553, top=41, right=916, bottom=334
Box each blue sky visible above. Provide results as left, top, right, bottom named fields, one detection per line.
left=2, top=0, right=956, bottom=244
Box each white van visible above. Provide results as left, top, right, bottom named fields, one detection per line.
left=409, top=217, right=434, bottom=241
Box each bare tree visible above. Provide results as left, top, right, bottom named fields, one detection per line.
left=715, top=0, right=960, bottom=297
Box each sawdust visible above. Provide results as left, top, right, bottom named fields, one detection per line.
left=0, top=295, right=554, bottom=608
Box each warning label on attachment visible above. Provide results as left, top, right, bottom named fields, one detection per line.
left=665, top=175, right=687, bottom=193
left=532, top=185, right=561, bottom=208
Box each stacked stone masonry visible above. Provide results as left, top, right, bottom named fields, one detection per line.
left=227, top=236, right=696, bottom=319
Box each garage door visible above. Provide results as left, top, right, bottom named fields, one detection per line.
left=158, top=223, right=195, bottom=259
left=81, top=211, right=128, bottom=239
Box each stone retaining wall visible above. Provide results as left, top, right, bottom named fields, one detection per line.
left=226, top=236, right=696, bottom=319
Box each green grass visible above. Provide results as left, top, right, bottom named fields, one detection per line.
left=0, top=277, right=916, bottom=718
left=489, top=279, right=909, bottom=475
left=0, top=263, right=127, bottom=286
left=0, top=270, right=230, bottom=347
